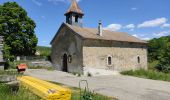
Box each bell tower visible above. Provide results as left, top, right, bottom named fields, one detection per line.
left=64, top=0, right=84, bottom=27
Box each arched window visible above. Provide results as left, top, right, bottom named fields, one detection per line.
left=137, top=56, right=140, bottom=63
left=107, top=56, right=112, bottom=65
left=75, top=15, right=79, bottom=23
left=68, top=55, right=72, bottom=63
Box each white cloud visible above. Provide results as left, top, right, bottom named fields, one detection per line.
left=161, top=23, right=170, bottom=28
left=141, top=37, right=151, bottom=40
left=153, top=30, right=170, bottom=37
left=124, top=24, right=135, bottom=29
left=138, top=17, right=167, bottom=28
left=48, top=0, right=81, bottom=5
left=132, top=34, right=151, bottom=40
left=124, top=24, right=135, bottom=31
left=32, top=0, right=42, bottom=6
left=131, top=7, right=137, bottom=10
left=104, top=24, right=122, bottom=31
left=132, top=34, right=139, bottom=38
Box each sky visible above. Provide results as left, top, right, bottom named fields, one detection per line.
left=0, top=0, right=170, bottom=47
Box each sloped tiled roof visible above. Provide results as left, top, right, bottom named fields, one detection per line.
left=65, top=23, right=147, bottom=43
left=65, top=0, right=84, bottom=15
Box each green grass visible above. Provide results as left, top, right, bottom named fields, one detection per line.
left=71, top=91, right=115, bottom=100
left=121, top=69, right=170, bottom=82
left=148, top=60, right=159, bottom=70
left=0, top=81, right=116, bottom=100
left=0, top=83, right=40, bottom=100
left=0, top=70, right=19, bottom=75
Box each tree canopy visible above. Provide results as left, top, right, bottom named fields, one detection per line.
left=148, top=36, right=170, bottom=72
left=0, top=2, right=38, bottom=61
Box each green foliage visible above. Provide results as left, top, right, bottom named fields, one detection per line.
left=87, top=72, right=92, bottom=77
left=155, top=63, right=170, bottom=73
left=36, top=46, right=51, bottom=57
left=0, top=2, right=38, bottom=61
left=51, top=82, right=116, bottom=100
left=81, top=88, right=93, bottom=100
left=4, top=61, right=28, bottom=69
left=148, top=36, right=170, bottom=72
left=0, top=84, right=40, bottom=100
left=72, top=72, right=81, bottom=77
left=121, top=69, right=170, bottom=82
left=3, top=43, right=14, bottom=61
left=71, top=91, right=114, bottom=100
left=0, top=81, right=115, bottom=100
left=148, top=60, right=159, bottom=70
left=0, top=70, right=18, bottom=75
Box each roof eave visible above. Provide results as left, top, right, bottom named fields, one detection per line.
left=64, top=11, right=84, bottom=16
left=50, top=23, right=65, bottom=45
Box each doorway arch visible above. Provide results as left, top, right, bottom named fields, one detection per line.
left=62, top=54, right=68, bottom=72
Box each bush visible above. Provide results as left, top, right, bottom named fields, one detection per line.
left=156, top=63, right=170, bottom=73
left=148, top=60, right=159, bottom=70
left=4, top=61, right=16, bottom=69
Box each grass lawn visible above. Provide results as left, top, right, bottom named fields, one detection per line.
left=0, top=70, right=116, bottom=100
left=121, top=69, right=170, bottom=82
left=0, top=83, right=115, bottom=100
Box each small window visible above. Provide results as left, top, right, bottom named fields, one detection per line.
left=107, top=56, right=112, bottom=65
left=68, top=55, right=72, bottom=63
left=137, top=56, right=140, bottom=63
left=75, top=15, right=79, bottom=22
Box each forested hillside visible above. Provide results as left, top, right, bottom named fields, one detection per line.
left=36, top=46, right=51, bottom=57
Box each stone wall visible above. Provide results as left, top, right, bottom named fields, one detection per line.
left=27, top=61, right=53, bottom=68
left=83, top=39, right=148, bottom=73
left=51, top=25, right=84, bottom=74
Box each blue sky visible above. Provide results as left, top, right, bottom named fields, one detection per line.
left=0, top=0, right=170, bottom=47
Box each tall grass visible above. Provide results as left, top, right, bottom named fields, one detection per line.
left=71, top=91, right=115, bottom=100
left=0, top=84, right=40, bottom=100
left=121, top=69, right=170, bottom=82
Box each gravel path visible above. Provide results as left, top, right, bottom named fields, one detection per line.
left=24, top=69, right=170, bottom=100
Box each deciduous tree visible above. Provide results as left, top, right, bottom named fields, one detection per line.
left=0, top=2, right=38, bottom=61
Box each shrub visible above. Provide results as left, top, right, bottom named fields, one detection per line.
left=156, top=63, right=170, bottom=73
left=87, top=72, right=92, bottom=77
